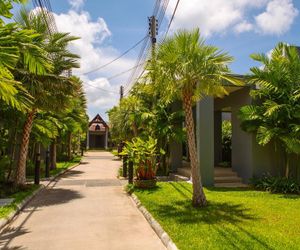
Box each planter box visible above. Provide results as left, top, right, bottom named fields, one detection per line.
left=134, top=179, right=157, bottom=189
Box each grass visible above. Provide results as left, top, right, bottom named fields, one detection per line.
left=0, top=184, right=39, bottom=219
left=49, top=156, right=81, bottom=177
left=26, top=156, right=81, bottom=179
left=134, top=182, right=300, bottom=250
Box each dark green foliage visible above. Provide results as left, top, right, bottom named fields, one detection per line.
left=221, top=120, right=231, bottom=164
left=251, top=175, right=300, bottom=194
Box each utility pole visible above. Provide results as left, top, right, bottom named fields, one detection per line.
left=148, top=16, right=158, bottom=55
left=120, top=85, right=124, bottom=100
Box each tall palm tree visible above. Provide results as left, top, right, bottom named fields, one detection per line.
left=14, top=9, right=80, bottom=185
left=154, top=29, right=242, bottom=207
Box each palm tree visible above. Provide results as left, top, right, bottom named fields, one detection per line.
left=154, top=29, right=242, bottom=207
left=14, top=9, right=80, bottom=185
left=239, top=43, right=300, bottom=178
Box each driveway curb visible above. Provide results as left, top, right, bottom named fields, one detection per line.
left=130, top=193, right=178, bottom=250
left=0, top=162, right=81, bottom=232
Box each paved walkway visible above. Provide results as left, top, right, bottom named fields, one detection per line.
left=0, top=151, right=165, bottom=250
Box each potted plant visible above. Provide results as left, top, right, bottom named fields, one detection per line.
left=121, top=137, right=164, bottom=188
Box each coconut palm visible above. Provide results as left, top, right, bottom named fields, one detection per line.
left=154, top=29, right=242, bottom=207
left=14, top=9, right=80, bottom=185
left=239, top=43, right=300, bottom=178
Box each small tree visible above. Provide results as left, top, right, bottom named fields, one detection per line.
left=239, top=43, right=300, bottom=178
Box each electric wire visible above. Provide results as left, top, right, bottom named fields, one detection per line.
left=164, top=0, right=181, bottom=39
left=82, top=62, right=146, bottom=95
left=123, top=0, right=164, bottom=92
left=124, top=0, right=171, bottom=95
left=80, top=36, right=147, bottom=75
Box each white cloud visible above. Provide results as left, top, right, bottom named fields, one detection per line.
left=166, top=0, right=298, bottom=36
left=234, top=21, right=253, bottom=33
left=68, top=0, right=85, bottom=11
left=255, top=0, right=298, bottom=35
left=54, top=10, right=136, bottom=120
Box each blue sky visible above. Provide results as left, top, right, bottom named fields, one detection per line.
left=25, top=0, right=300, bottom=120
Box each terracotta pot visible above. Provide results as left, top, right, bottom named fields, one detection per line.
left=134, top=179, right=157, bottom=189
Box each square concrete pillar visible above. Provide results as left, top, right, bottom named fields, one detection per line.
left=214, top=111, right=222, bottom=165
left=169, top=140, right=182, bottom=172
left=86, top=130, right=90, bottom=150
left=196, top=97, right=214, bottom=186
left=105, top=130, right=108, bottom=149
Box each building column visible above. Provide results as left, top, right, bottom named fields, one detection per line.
left=214, top=111, right=222, bottom=165
left=86, top=130, right=90, bottom=150
left=196, top=97, right=214, bottom=186
left=170, top=140, right=182, bottom=172
left=105, top=129, right=108, bottom=149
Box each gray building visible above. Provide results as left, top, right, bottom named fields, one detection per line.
left=170, top=86, right=299, bottom=186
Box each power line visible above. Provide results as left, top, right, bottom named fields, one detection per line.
left=81, top=36, right=147, bottom=75
left=124, top=0, right=171, bottom=95
left=82, top=62, right=147, bottom=95
left=164, top=0, right=181, bottom=39
left=124, top=0, right=170, bottom=93
left=84, top=82, right=118, bottom=94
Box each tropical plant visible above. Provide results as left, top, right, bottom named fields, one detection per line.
left=239, top=43, right=300, bottom=178
left=13, top=9, right=80, bottom=185
left=251, top=175, right=300, bottom=194
left=121, top=137, right=164, bottom=180
left=221, top=120, right=232, bottom=165
left=153, top=29, right=242, bottom=207
left=108, top=95, right=144, bottom=142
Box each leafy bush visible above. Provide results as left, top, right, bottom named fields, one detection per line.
left=251, top=175, right=300, bottom=194
left=121, top=137, right=165, bottom=180
left=117, top=166, right=123, bottom=178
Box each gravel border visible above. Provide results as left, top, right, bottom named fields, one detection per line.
left=130, top=193, right=178, bottom=250
left=0, top=162, right=81, bottom=231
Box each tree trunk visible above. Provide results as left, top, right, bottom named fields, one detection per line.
left=182, top=92, right=207, bottom=207
left=7, top=120, right=19, bottom=182
left=15, top=109, right=36, bottom=186
left=285, top=153, right=290, bottom=178
left=50, top=139, right=57, bottom=170
left=67, top=132, right=72, bottom=161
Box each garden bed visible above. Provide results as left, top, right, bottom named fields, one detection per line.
left=134, top=182, right=300, bottom=250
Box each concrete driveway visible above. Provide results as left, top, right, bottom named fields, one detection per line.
left=0, top=151, right=165, bottom=250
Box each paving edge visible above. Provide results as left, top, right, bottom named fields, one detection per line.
left=0, top=162, right=81, bottom=232
left=130, top=193, right=178, bottom=250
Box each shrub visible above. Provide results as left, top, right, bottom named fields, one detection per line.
left=121, top=137, right=165, bottom=180
left=251, top=175, right=300, bottom=194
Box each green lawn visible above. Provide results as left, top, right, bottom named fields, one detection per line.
left=134, top=182, right=300, bottom=250
left=49, top=156, right=81, bottom=176
left=0, top=184, right=39, bottom=219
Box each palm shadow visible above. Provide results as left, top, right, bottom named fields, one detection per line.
left=26, top=188, right=83, bottom=208
left=58, top=170, right=85, bottom=179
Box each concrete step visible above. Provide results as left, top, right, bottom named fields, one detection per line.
left=169, top=173, right=190, bottom=182
left=214, top=182, right=249, bottom=188
left=214, top=168, right=239, bottom=177
left=177, top=168, right=191, bottom=178
left=214, top=176, right=243, bottom=183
